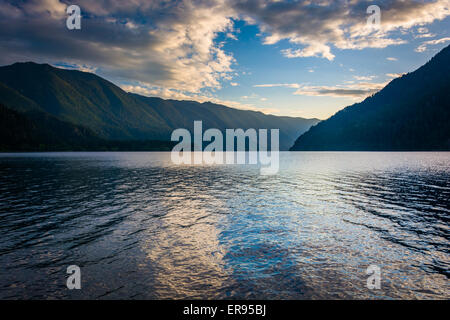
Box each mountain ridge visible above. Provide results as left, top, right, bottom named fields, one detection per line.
left=290, top=45, right=450, bottom=151
left=0, top=62, right=319, bottom=151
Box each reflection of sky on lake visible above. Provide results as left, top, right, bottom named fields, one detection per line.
left=0, top=152, right=448, bottom=299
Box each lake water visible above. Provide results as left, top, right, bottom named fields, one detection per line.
left=0, top=152, right=448, bottom=300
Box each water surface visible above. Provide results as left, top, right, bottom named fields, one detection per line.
left=0, top=152, right=448, bottom=299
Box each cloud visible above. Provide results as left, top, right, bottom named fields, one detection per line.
left=386, top=73, right=405, bottom=78
left=418, top=27, right=429, bottom=34
left=0, top=0, right=237, bottom=93
left=122, top=83, right=279, bottom=114
left=0, top=0, right=449, bottom=102
left=414, top=27, right=437, bottom=38
left=415, top=33, right=437, bottom=38
left=293, top=82, right=388, bottom=99
left=415, top=37, right=450, bottom=52
left=253, top=83, right=301, bottom=89
left=235, top=0, right=450, bottom=60
left=353, top=75, right=376, bottom=81
left=226, top=32, right=238, bottom=40
left=281, top=44, right=335, bottom=61
left=386, top=57, right=398, bottom=61
left=255, top=81, right=388, bottom=99
left=415, top=27, right=438, bottom=39
left=53, top=62, right=97, bottom=73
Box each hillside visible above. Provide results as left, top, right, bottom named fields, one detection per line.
left=0, top=63, right=319, bottom=150
left=291, top=45, right=450, bottom=151
left=0, top=104, right=175, bottom=152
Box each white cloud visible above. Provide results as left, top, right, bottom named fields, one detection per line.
left=237, top=0, right=450, bottom=60
left=415, top=37, right=450, bottom=52
left=0, top=0, right=238, bottom=93
left=226, top=32, right=238, bottom=40
left=1, top=0, right=449, bottom=102
left=293, top=82, right=388, bottom=99
left=386, top=73, right=405, bottom=78
left=281, top=43, right=335, bottom=61
left=353, top=75, right=376, bottom=81
left=415, top=32, right=437, bottom=39
left=254, top=83, right=301, bottom=89
left=54, top=63, right=97, bottom=74
left=255, top=81, right=388, bottom=99
left=121, top=83, right=279, bottom=114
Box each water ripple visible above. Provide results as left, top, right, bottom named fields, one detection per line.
left=0, top=152, right=448, bottom=299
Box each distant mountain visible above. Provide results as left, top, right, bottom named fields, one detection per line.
left=291, top=45, right=450, bottom=151
left=0, top=62, right=319, bottom=151
left=0, top=103, right=175, bottom=152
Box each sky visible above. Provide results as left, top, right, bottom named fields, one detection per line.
left=0, top=0, right=449, bottom=119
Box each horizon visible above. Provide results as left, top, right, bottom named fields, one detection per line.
left=0, top=0, right=449, bottom=119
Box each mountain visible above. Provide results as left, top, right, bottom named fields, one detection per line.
left=0, top=62, right=319, bottom=151
left=131, top=95, right=319, bottom=151
left=0, top=103, right=175, bottom=152
left=291, top=45, right=450, bottom=151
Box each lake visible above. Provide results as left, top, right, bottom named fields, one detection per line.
left=0, top=152, right=448, bottom=299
